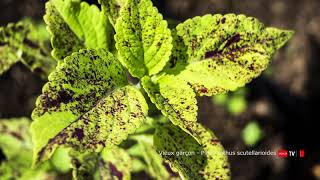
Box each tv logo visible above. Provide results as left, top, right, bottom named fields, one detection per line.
left=277, top=149, right=305, bottom=158
left=277, top=150, right=288, bottom=158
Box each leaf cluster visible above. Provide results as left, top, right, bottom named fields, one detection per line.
left=0, top=0, right=293, bottom=179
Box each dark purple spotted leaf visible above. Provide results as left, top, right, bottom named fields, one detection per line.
left=99, top=146, right=132, bottom=180
left=173, top=14, right=293, bottom=96
left=154, top=123, right=230, bottom=180
left=31, top=49, right=148, bottom=166
left=44, top=0, right=113, bottom=61
left=0, top=20, right=56, bottom=78
left=98, top=0, right=127, bottom=26
left=141, top=75, right=198, bottom=136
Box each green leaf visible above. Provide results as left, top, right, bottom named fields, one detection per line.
left=154, top=123, right=230, bottom=180
left=45, top=0, right=113, bottom=61
left=227, top=95, right=247, bottom=115
left=0, top=20, right=56, bottom=77
left=0, top=162, right=53, bottom=180
left=99, top=146, right=132, bottom=180
left=70, top=151, right=99, bottom=180
left=0, top=22, right=21, bottom=75
left=32, top=48, right=127, bottom=121
left=174, top=14, right=293, bottom=96
left=50, top=147, right=71, bottom=173
left=0, top=118, right=32, bottom=164
left=98, top=0, right=127, bottom=26
left=0, top=118, right=62, bottom=180
left=212, top=93, right=228, bottom=106
left=212, top=88, right=247, bottom=115
left=141, top=75, right=198, bottom=136
left=129, top=135, right=172, bottom=179
left=32, top=85, right=147, bottom=165
left=31, top=49, right=148, bottom=166
left=162, top=29, right=188, bottom=75
left=115, top=0, right=173, bottom=78
left=130, top=157, right=147, bottom=173
left=241, top=121, right=263, bottom=147
left=25, top=19, right=51, bottom=43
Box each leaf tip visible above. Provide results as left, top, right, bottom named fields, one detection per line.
left=265, top=27, right=294, bottom=50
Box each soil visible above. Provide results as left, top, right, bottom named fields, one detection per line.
left=1, top=0, right=319, bottom=179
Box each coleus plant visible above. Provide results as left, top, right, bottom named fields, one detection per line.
left=0, top=118, right=71, bottom=179
left=0, top=19, right=56, bottom=78
left=0, top=0, right=293, bottom=179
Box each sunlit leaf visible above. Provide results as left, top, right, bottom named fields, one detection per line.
left=141, top=75, right=198, bottom=135
left=115, top=0, right=172, bottom=77
left=98, top=0, right=127, bottom=26
left=154, top=123, right=230, bottom=180
left=173, top=14, right=293, bottom=96
left=31, top=49, right=148, bottom=166
left=99, top=146, right=132, bottom=180
left=45, top=0, right=113, bottom=61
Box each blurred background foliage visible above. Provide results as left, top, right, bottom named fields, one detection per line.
left=0, top=0, right=320, bottom=179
